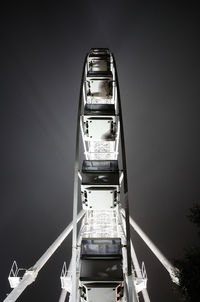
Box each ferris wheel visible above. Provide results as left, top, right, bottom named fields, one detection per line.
left=4, top=48, right=179, bottom=302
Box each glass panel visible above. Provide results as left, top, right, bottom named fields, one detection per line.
left=81, top=238, right=122, bottom=258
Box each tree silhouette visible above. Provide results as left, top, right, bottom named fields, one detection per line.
left=174, top=203, right=200, bottom=301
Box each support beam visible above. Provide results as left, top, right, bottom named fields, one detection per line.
left=112, top=55, right=136, bottom=302
left=118, top=210, right=139, bottom=302
left=4, top=210, right=85, bottom=302
left=121, top=211, right=151, bottom=302
left=58, top=289, right=67, bottom=302
left=120, top=208, right=179, bottom=284
left=71, top=54, right=88, bottom=302
left=130, top=240, right=151, bottom=302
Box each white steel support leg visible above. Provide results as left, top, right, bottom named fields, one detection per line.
left=73, top=216, right=86, bottom=302
left=71, top=57, right=86, bottom=302
left=120, top=212, right=151, bottom=302
left=58, top=289, right=68, bottom=302
left=120, top=208, right=179, bottom=284
left=127, top=275, right=139, bottom=302
left=59, top=217, right=86, bottom=302
left=118, top=210, right=139, bottom=302
left=130, top=240, right=151, bottom=302
left=113, top=56, right=137, bottom=301
left=4, top=210, right=85, bottom=302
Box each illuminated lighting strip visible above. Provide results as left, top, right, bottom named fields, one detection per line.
left=80, top=116, right=89, bottom=160
left=115, top=120, right=120, bottom=160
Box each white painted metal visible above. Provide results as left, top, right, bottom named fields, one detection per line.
left=86, top=78, right=113, bottom=104
left=120, top=210, right=151, bottom=302
left=82, top=116, right=117, bottom=141
left=58, top=289, right=67, bottom=302
left=5, top=48, right=179, bottom=302
left=130, top=242, right=151, bottom=302
left=81, top=185, right=119, bottom=210
left=77, top=50, right=139, bottom=302
left=121, top=208, right=179, bottom=285
left=80, top=116, right=89, bottom=160
left=78, top=171, right=82, bottom=181
left=60, top=262, right=72, bottom=293
left=134, top=265, right=147, bottom=294
left=88, top=141, right=116, bottom=160
left=85, top=286, right=116, bottom=302
left=71, top=56, right=87, bottom=302
left=83, top=210, right=119, bottom=238
left=119, top=171, right=124, bottom=185
left=127, top=275, right=139, bottom=302
left=115, top=119, right=120, bottom=159
left=8, top=261, right=26, bottom=289
left=61, top=212, right=85, bottom=299
left=4, top=210, right=85, bottom=302
left=118, top=209, right=140, bottom=302
left=4, top=270, right=37, bottom=302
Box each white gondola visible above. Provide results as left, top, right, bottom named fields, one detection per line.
left=81, top=160, right=120, bottom=210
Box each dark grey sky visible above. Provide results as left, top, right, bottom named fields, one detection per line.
left=0, top=1, right=200, bottom=301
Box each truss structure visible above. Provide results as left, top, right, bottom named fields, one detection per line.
left=4, top=48, right=179, bottom=302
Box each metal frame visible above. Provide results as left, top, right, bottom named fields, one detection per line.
left=71, top=55, right=88, bottom=302
left=4, top=49, right=179, bottom=302
left=4, top=210, right=85, bottom=302
left=120, top=208, right=179, bottom=285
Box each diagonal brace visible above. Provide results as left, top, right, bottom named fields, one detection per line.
left=4, top=209, right=85, bottom=302
left=120, top=208, right=179, bottom=285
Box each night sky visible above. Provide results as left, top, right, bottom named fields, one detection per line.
left=1, top=2, right=200, bottom=302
